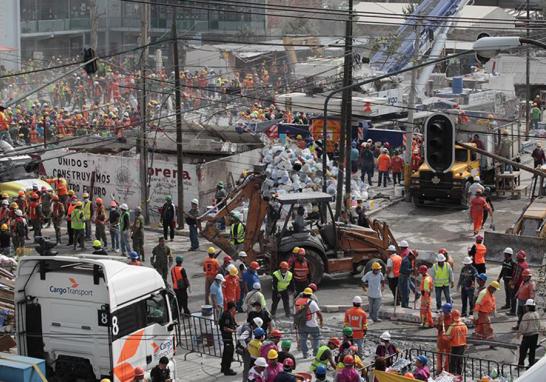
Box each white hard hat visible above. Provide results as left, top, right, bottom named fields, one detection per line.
left=253, top=282, right=261, bottom=290
left=191, top=198, right=199, bottom=204
left=253, top=317, right=263, bottom=327
left=120, top=203, right=128, bottom=210
left=15, top=209, right=22, bottom=217
left=255, top=357, right=268, bottom=367
left=239, top=251, right=248, bottom=257
left=437, top=253, right=446, bottom=262
left=474, top=176, right=481, bottom=182
left=525, top=299, right=536, bottom=306
left=227, top=264, right=236, bottom=272
left=215, top=274, right=225, bottom=282
left=380, top=331, right=391, bottom=341
left=352, top=296, right=362, bottom=304
left=504, top=247, right=514, bottom=255
left=387, top=244, right=396, bottom=252
left=400, top=240, right=409, bottom=248
left=462, top=256, right=473, bottom=265
left=1, top=200, right=8, bottom=206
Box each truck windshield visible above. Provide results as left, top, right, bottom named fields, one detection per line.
left=455, top=149, right=468, bottom=162
left=146, top=295, right=169, bottom=325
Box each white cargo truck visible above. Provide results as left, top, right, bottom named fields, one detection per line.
left=15, top=255, right=180, bottom=382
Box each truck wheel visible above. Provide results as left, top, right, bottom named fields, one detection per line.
left=305, top=249, right=325, bottom=285
left=363, top=258, right=387, bottom=275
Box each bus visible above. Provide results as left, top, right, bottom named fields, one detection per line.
left=15, top=255, right=180, bottom=382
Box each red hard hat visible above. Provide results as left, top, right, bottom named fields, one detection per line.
left=439, top=248, right=448, bottom=255
left=308, top=283, right=318, bottom=292
left=349, top=345, right=358, bottom=353
left=283, top=358, right=295, bottom=368
left=280, top=261, right=289, bottom=270
left=134, top=367, right=145, bottom=377
left=31, top=192, right=39, bottom=199
left=95, top=197, right=103, bottom=204
left=250, top=261, right=260, bottom=270
left=298, top=248, right=306, bottom=255
left=517, top=250, right=527, bottom=260
left=328, top=337, right=341, bottom=347
left=343, top=355, right=354, bottom=365
left=224, top=256, right=232, bottom=263
left=418, top=265, right=428, bottom=274
left=522, top=269, right=532, bottom=277
left=270, top=329, right=282, bottom=338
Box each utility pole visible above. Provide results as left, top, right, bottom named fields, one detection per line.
left=172, top=6, right=185, bottom=229
left=139, top=2, right=151, bottom=224
left=89, top=0, right=98, bottom=52
left=335, top=0, right=353, bottom=219
left=404, top=22, right=421, bottom=201
left=525, top=0, right=531, bottom=138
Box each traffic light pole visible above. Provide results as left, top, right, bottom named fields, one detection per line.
left=321, top=50, right=474, bottom=200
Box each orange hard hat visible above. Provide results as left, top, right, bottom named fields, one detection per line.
left=250, top=261, right=260, bottom=270
left=280, top=261, right=289, bottom=270
left=96, top=197, right=103, bottom=204
left=18, top=190, right=24, bottom=196
left=328, top=337, right=341, bottom=347
left=134, top=366, right=145, bottom=377
left=404, top=372, right=415, bottom=379
left=270, top=329, right=282, bottom=338
left=343, top=355, right=354, bottom=365
left=438, top=248, right=448, bottom=255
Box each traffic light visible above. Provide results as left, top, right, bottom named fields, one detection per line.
left=424, top=113, right=455, bottom=173
left=83, top=48, right=97, bottom=75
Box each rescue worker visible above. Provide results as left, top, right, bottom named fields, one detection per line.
left=230, top=211, right=245, bottom=253
left=469, top=189, right=492, bottom=235
left=210, top=274, right=225, bottom=318
left=11, top=209, right=26, bottom=255
left=343, top=296, right=368, bottom=355
left=248, top=357, right=267, bottom=382
left=131, top=206, right=145, bottom=261
left=41, top=188, right=52, bottom=228
left=245, top=282, right=267, bottom=312
left=314, top=365, right=328, bottom=382
left=219, top=255, right=233, bottom=276
left=28, top=192, right=42, bottom=238
left=514, top=269, right=535, bottom=330
left=151, top=237, right=173, bottom=282
left=291, top=248, right=311, bottom=297
left=445, top=309, right=467, bottom=375
left=186, top=198, right=200, bottom=250
left=385, top=244, right=401, bottom=305
left=264, top=349, right=283, bottom=382
left=361, top=262, right=385, bottom=323
left=310, top=337, right=340, bottom=372
left=458, top=256, right=478, bottom=317
left=518, top=299, right=542, bottom=369
left=51, top=194, right=65, bottom=243
left=171, top=256, right=190, bottom=315
left=94, top=198, right=107, bottom=247
left=0, top=224, right=10, bottom=255
left=375, top=331, right=398, bottom=367
left=219, top=301, right=237, bottom=376
left=203, top=246, right=220, bottom=304
left=235, top=251, right=248, bottom=312
left=430, top=253, right=454, bottom=311
left=223, top=265, right=241, bottom=307
left=418, top=265, right=433, bottom=328
left=510, top=250, right=529, bottom=316
left=498, top=247, right=515, bottom=310
left=0, top=200, right=9, bottom=226
left=278, top=340, right=296, bottom=369
left=337, top=327, right=354, bottom=363
left=435, top=303, right=453, bottom=373
left=336, top=355, right=360, bottom=382
left=271, top=261, right=293, bottom=318
left=248, top=327, right=265, bottom=368
left=92, top=240, right=108, bottom=255
left=119, top=203, right=132, bottom=256
left=71, top=201, right=85, bottom=250
left=273, top=358, right=296, bottom=382
left=161, top=196, right=176, bottom=241
left=399, top=249, right=417, bottom=308
left=128, top=251, right=142, bottom=266
left=108, top=201, right=120, bottom=252
left=413, top=355, right=431, bottom=381
left=82, top=193, right=93, bottom=240
left=295, top=288, right=323, bottom=358
left=469, top=235, right=487, bottom=274
left=260, top=329, right=283, bottom=360
left=150, top=356, right=171, bottom=382
left=473, top=281, right=500, bottom=340
left=66, top=197, right=78, bottom=246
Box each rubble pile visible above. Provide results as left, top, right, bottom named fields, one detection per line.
left=0, top=260, right=16, bottom=352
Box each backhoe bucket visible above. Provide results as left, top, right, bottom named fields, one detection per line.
left=484, top=230, right=546, bottom=266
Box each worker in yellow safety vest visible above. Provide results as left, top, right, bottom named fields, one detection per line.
left=430, top=253, right=454, bottom=311
left=271, top=261, right=293, bottom=318
left=82, top=193, right=93, bottom=240
left=230, top=211, right=245, bottom=253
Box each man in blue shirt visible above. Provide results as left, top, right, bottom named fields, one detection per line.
left=243, top=261, right=261, bottom=292
left=210, top=273, right=225, bottom=318
left=399, top=250, right=417, bottom=308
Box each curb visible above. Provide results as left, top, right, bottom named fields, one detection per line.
left=368, top=196, right=405, bottom=217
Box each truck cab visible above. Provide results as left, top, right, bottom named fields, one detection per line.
left=411, top=143, right=479, bottom=206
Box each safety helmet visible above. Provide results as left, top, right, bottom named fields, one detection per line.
left=504, top=247, right=514, bottom=255
left=437, top=253, right=446, bottom=262
left=255, top=357, right=268, bottom=368
left=18, top=190, right=25, bottom=197
left=328, top=337, right=341, bottom=347
left=253, top=317, right=264, bottom=328
left=270, top=329, right=282, bottom=338
left=516, top=250, right=527, bottom=260
left=343, top=355, right=354, bottom=366
left=0, top=224, right=7, bottom=231
left=95, top=197, right=103, bottom=204
left=462, top=256, right=473, bottom=265
left=1, top=200, right=7, bottom=206
left=82, top=192, right=89, bottom=198
left=223, top=255, right=232, bottom=263
left=352, top=296, right=362, bottom=304
left=308, top=283, right=318, bottom=292
left=250, top=261, right=260, bottom=270
left=489, top=280, right=500, bottom=290
left=280, top=339, right=291, bottom=350
left=303, top=287, right=313, bottom=295
left=477, top=273, right=488, bottom=282
left=267, top=349, right=278, bottom=360
left=416, top=355, right=428, bottom=365
left=342, top=327, right=353, bottom=337
left=252, top=282, right=261, bottom=290
left=292, top=246, right=300, bottom=254
left=92, top=240, right=102, bottom=248
left=525, top=299, right=536, bottom=306
left=442, top=303, right=453, bottom=313
left=9, top=202, right=17, bottom=209
left=215, top=274, right=225, bottom=282
left=283, top=358, right=294, bottom=369
left=371, top=262, right=382, bottom=270
left=134, top=367, right=145, bottom=377
left=120, top=203, right=128, bottom=210
left=418, top=265, right=428, bottom=274
left=380, top=331, right=391, bottom=341
left=399, top=240, right=409, bottom=248
left=254, top=327, right=265, bottom=338
left=451, top=309, right=461, bottom=319
left=208, top=246, right=216, bottom=255
left=15, top=209, right=23, bottom=217
left=0, top=193, right=7, bottom=199
left=229, top=267, right=238, bottom=276
left=239, top=251, right=247, bottom=258
left=387, top=244, right=396, bottom=252
left=315, top=365, right=327, bottom=376
left=68, top=190, right=75, bottom=196
left=298, top=248, right=306, bottom=256
left=438, top=248, right=448, bottom=255
left=129, top=251, right=139, bottom=260
left=280, top=261, right=289, bottom=270
left=110, top=201, right=117, bottom=208
left=191, top=198, right=198, bottom=205
left=100, top=379, right=111, bottom=382
left=31, top=192, right=39, bottom=199
left=522, top=269, right=532, bottom=278
left=176, top=256, right=183, bottom=264
left=404, top=373, right=415, bottom=378
left=476, top=235, right=484, bottom=242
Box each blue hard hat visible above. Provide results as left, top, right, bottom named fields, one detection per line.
left=254, top=327, right=265, bottom=338
left=315, top=365, right=327, bottom=375
left=129, top=251, right=139, bottom=260
left=441, top=303, right=453, bottom=313
left=477, top=273, right=488, bottom=282
left=416, top=355, right=428, bottom=365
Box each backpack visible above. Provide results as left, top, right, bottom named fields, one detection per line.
left=293, top=299, right=312, bottom=328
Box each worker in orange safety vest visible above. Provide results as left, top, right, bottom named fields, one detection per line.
left=385, top=244, right=401, bottom=305
left=445, top=309, right=468, bottom=376
left=469, top=234, right=487, bottom=274
left=435, top=303, right=453, bottom=373
left=203, top=246, right=220, bottom=304
left=223, top=265, right=241, bottom=308
left=343, top=295, right=368, bottom=356
left=473, top=281, right=500, bottom=340
left=418, top=265, right=433, bottom=328
left=291, top=248, right=311, bottom=298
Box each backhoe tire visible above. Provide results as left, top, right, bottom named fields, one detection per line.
left=305, top=248, right=325, bottom=285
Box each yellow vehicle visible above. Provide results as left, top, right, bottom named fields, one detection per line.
left=0, top=179, right=53, bottom=197
left=411, top=143, right=479, bottom=207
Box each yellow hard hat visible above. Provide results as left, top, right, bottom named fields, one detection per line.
left=208, top=247, right=216, bottom=255
left=267, top=349, right=278, bottom=360
left=489, top=281, right=500, bottom=290
left=371, top=262, right=382, bottom=270
left=68, top=190, right=75, bottom=196
left=10, top=202, right=18, bottom=209
left=229, top=267, right=239, bottom=276
left=292, top=246, right=300, bottom=254
left=303, top=287, right=313, bottom=295
left=100, top=379, right=111, bottom=382
left=82, top=192, right=89, bottom=198
left=0, top=224, right=7, bottom=231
